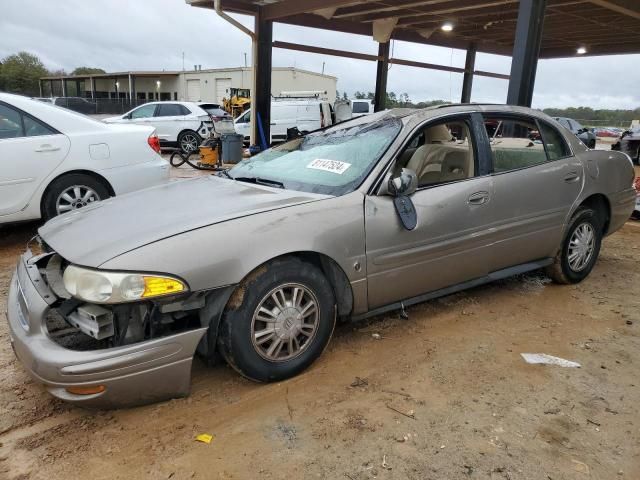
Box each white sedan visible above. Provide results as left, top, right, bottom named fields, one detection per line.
left=104, top=101, right=213, bottom=153
left=0, top=93, right=169, bottom=224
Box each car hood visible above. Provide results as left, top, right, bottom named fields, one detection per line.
left=39, top=176, right=329, bottom=267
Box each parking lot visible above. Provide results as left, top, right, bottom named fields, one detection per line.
left=0, top=161, right=638, bottom=480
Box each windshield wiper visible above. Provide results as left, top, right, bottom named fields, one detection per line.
left=234, top=176, right=285, bottom=189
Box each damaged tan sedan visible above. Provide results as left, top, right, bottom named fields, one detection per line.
left=6, top=105, right=636, bottom=408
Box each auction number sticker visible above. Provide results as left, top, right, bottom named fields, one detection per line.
left=307, top=159, right=351, bottom=174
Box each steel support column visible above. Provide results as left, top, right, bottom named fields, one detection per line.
left=374, top=41, right=390, bottom=112
left=253, top=9, right=273, bottom=147
left=461, top=44, right=476, bottom=103
left=38, top=80, right=43, bottom=97
left=90, top=77, right=95, bottom=99
left=506, top=0, right=547, bottom=107
left=61, top=77, right=66, bottom=97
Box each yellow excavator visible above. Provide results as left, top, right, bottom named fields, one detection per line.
left=222, top=88, right=251, bottom=118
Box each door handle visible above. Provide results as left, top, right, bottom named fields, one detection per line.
left=35, top=145, right=60, bottom=152
left=564, top=171, right=580, bottom=183
left=468, top=191, right=489, bottom=205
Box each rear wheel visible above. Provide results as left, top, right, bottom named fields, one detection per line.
left=218, top=257, right=336, bottom=382
left=546, top=207, right=602, bottom=284
left=42, top=173, right=109, bottom=221
left=178, top=130, right=201, bottom=154
left=588, top=139, right=596, bottom=149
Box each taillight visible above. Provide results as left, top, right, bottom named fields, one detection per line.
left=633, top=177, right=640, bottom=193
left=148, top=134, right=161, bottom=154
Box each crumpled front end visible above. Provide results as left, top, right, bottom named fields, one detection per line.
left=5, top=248, right=231, bottom=409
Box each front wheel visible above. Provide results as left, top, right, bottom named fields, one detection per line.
left=546, top=207, right=602, bottom=284
left=218, top=258, right=336, bottom=382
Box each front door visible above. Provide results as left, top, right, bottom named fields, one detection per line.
left=365, top=114, right=495, bottom=309
left=480, top=114, right=584, bottom=270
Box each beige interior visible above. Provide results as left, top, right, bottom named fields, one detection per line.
left=405, top=123, right=475, bottom=186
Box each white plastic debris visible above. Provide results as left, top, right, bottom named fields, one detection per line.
left=521, top=353, right=581, bottom=368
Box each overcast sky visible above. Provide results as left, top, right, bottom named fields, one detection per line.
left=2, top=0, right=639, bottom=109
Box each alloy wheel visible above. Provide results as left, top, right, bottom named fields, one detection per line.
left=568, top=222, right=595, bottom=272
left=55, top=185, right=100, bottom=214
left=250, top=283, right=319, bottom=362
left=180, top=134, right=199, bottom=152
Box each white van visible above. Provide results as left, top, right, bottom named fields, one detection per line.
left=351, top=99, right=374, bottom=117
left=234, top=99, right=334, bottom=144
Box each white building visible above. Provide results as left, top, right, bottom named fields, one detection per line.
left=40, top=67, right=337, bottom=104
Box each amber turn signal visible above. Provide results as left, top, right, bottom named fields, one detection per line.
left=66, top=385, right=106, bottom=395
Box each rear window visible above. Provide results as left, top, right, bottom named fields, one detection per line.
left=352, top=101, right=369, bottom=114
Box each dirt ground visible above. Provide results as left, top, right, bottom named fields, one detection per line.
left=0, top=166, right=639, bottom=480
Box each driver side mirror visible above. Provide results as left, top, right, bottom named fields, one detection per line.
left=388, top=168, right=418, bottom=197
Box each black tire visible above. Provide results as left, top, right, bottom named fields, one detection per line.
left=545, top=207, right=603, bottom=284
left=42, top=173, right=110, bottom=221
left=218, top=257, right=336, bottom=382
left=178, top=130, right=201, bottom=154
left=588, top=139, right=596, bottom=149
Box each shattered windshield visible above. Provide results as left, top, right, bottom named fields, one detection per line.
left=228, top=117, right=402, bottom=195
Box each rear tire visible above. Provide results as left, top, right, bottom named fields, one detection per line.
left=42, top=173, right=109, bottom=221
left=218, top=257, right=336, bottom=382
left=588, top=139, right=596, bottom=149
left=545, top=207, right=602, bottom=284
left=178, top=130, right=201, bottom=154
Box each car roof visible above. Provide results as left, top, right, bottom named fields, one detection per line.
left=0, top=92, right=109, bottom=132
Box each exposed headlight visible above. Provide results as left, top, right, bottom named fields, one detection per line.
left=63, top=265, right=187, bottom=304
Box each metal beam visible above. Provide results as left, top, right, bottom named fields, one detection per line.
left=273, top=41, right=381, bottom=62
left=506, top=0, right=547, bottom=107
left=254, top=9, right=273, bottom=147
left=273, top=40, right=509, bottom=79
left=374, top=42, right=390, bottom=112
left=461, top=44, right=476, bottom=103
left=262, top=0, right=363, bottom=20
left=588, top=0, right=640, bottom=20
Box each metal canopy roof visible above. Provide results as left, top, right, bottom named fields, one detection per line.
left=189, top=0, right=640, bottom=58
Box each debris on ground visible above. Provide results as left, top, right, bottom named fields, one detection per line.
left=195, top=433, right=214, bottom=444
left=520, top=353, right=581, bottom=368
left=350, top=377, right=368, bottom=388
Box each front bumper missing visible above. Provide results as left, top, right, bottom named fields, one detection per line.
left=6, top=251, right=207, bottom=408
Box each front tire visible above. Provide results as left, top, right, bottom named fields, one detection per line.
left=42, top=173, right=109, bottom=221
left=546, top=207, right=602, bottom=284
left=218, top=257, right=336, bottom=382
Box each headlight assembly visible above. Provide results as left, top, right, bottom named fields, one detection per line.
left=63, top=265, right=187, bottom=304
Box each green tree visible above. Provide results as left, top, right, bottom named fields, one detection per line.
left=342, top=91, right=348, bottom=101
left=0, top=51, right=48, bottom=96
left=71, top=67, right=106, bottom=75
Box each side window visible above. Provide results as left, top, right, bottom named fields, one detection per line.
left=156, top=103, right=185, bottom=117
left=236, top=111, right=250, bottom=124
left=23, top=115, right=56, bottom=137
left=130, top=104, right=156, bottom=119
left=484, top=116, right=547, bottom=173
left=179, top=105, right=191, bottom=115
left=539, top=121, right=571, bottom=161
left=0, top=104, right=24, bottom=139
left=398, top=118, right=476, bottom=187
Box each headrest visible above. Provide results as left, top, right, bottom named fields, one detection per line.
left=425, top=124, right=453, bottom=144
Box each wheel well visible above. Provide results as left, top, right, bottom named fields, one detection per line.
left=579, top=194, right=610, bottom=235
left=40, top=170, right=115, bottom=216
left=178, top=129, right=201, bottom=139
left=234, top=252, right=355, bottom=319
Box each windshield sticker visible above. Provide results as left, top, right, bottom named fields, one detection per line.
left=307, top=159, right=351, bottom=175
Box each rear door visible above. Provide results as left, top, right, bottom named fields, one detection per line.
left=0, top=102, right=70, bottom=216
left=481, top=113, right=583, bottom=271
left=153, top=103, right=188, bottom=142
